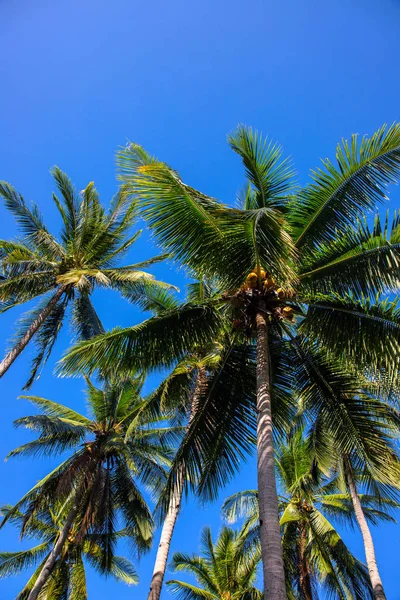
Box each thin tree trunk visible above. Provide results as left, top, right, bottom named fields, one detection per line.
left=255, top=310, right=287, bottom=600
left=147, top=367, right=206, bottom=600
left=345, top=457, right=386, bottom=600
left=0, top=287, right=64, bottom=378
left=27, top=501, right=79, bottom=600
left=298, top=524, right=313, bottom=600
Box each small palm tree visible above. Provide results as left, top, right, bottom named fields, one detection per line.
left=0, top=167, right=173, bottom=386
left=148, top=279, right=259, bottom=600
left=1, top=378, right=178, bottom=600
left=61, top=123, right=400, bottom=599
left=167, top=526, right=262, bottom=600
left=0, top=504, right=138, bottom=599
left=223, top=432, right=398, bottom=600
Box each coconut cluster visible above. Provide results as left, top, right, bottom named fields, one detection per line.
left=240, top=268, right=295, bottom=321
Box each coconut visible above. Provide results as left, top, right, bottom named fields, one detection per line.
left=282, top=306, right=294, bottom=320
left=263, top=277, right=276, bottom=289
left=246, top=272, right=258, bottom=281
left=276, top=288, right=286, bottom=299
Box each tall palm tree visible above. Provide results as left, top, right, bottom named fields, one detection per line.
left=1, top=378, right=178, bottom=600
left=0, top=504, right=138, bottom=599
left=331, top=454, right=396, bottom=600
left=167, top=526, right=262, bottom=600
left=222, top=432, right=397, bottom=600
left=0, top=167, right=173, bottom=386
left=61, top=123, right=400, bottom=599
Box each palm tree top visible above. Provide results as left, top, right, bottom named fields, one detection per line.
left=60, top=123, right=400, bottom=393
left=2, top=378, right=182, bottom=553
left=167, top=525, right=262, bottom=600
left=0, top=503, right=138, bottom=598
left=0, top=167, right=176, bottom=385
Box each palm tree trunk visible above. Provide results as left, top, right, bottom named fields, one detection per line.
left=147, top=367, right=206, bottom=600
left=27, top=501, right=79, bottom=600
left=298, top=524, right=313, bottom=600
left=255, top=310, right=286, bottom=600
left=345, top=457, right=386, bottom=600
left=0, top=287, right=64, bottom=378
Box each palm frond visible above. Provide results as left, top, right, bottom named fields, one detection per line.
left=228, top=125, right=296, bottom=210
left=71, top=295, right=104, bottom=339
left=291, top=122, right=400, bottom=249
left=299, top=212, right=400, bottom=295
left=0, top=544, right=51, bottom=577
left=301, top=292, right=400, bottom=384
left=58, top=302, right=223, bottom=377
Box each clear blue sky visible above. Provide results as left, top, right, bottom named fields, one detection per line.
left=1, top=0, right=400, bottom=598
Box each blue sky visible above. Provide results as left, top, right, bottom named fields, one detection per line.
left=1, top=0, right=400, bottom=597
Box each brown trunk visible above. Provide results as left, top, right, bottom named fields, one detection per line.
left=345, top=457, right=386, bottom=600
left=298, top=524, right=313, bottom=600
left=27, top=501, right=79, bottom=600
left=147, top=367, right=206, bottom=600
left=255, top=310, right=287, bottom=600
left=0, top=287, right=64, bottom=378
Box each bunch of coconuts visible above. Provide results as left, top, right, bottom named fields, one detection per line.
left=241, top=268, right=295, bottom=321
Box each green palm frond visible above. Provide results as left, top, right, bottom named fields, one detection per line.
left=167, top=580, right=216, bottom=600
left=18, top=396, right=91, bottom=425
left=221, top=490, right=258, bottom=524
left=307, top=508, right=374, bottom=599
left=113, top=459, right=154, bottom=552
left=71, top=295, right=104, bottom=339
left=228, top=125, right=296, bottom=210
left=51, top=167, right=79, bottom=243
left=15, top=556, right=49, bottom=600
left=124, top=160, right=228, bottom=280
left=0, top=545, right=51, bottom=578
left=0, top=182, right=50, bottom=244
left=319, top=493, right=398, bottom=527
left=301, top=293, right=400, bottom=383
left=23, top=295, right=68, bottom=389
left=113, top=277, right=180, bottom=314
left=156, top=343, right=256, bottom=515
left=106, top=555, right=138, bottom=585
left=299, top=211, right=400, bottom=295
left=58, top=302, right=223, bottom=377
left=291, top=122, right=400, bottom=249
left=0, top=271, right=56, bottom=304
left=67, top=554, right=87, bottom=600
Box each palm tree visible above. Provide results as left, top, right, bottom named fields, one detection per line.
left=0, top=167, right=173, bottom=386
left=147, top=352, right=207, bottom=600
left=222, top=432, right=398, bottom=599
left=333, top=454, right=396, bottom=600
left=167, top=526, right=262, bottom=600
left=60, top=123, right=400, bottom=599
left=0, top=504, right=138, bottom=599
left=148, top=278, right=260, bottom=600
left=1, top=378, right=178, bottom=600
left=300, top=349, right=400, bottom=600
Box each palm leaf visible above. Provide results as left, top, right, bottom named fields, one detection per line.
left=58, top=302, right=223, bottom=377
left=291, top=122, right=400, bottom=249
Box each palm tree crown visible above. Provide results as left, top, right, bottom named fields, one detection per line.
left=167, top=526, right=262, bottom=600
left=0, top=167, right=173, bottom=386
left=0, top=503, right=138, bottom=599
left=223, top=431, right=398, bottom=600
left=0, top=378, right=181, bottom=599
